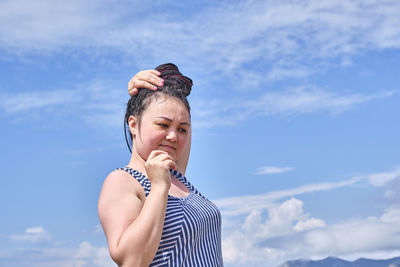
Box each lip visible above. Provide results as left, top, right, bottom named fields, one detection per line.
left=159, top=144, right=176, bottom=151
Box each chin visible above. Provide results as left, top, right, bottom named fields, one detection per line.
left=165, top=151, right=177, bottom=159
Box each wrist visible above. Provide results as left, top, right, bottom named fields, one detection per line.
left=150, top=183, right=170, bottom=194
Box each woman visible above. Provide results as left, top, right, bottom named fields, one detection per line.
left=98, top=63, right=223, bottom=266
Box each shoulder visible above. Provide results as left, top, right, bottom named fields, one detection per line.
left=103, top=169, right=138, bottom=191
left=97, top=170, right=147, bottom=259
left=98, top=169, right=146, bottom=212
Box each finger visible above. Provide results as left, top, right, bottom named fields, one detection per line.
left=155, top=153, right=176, bottom=164
left=128, top=87, right=138, bottom=96
left=148, top=151, right=176, bottom=168
left=147, top=150, right=176, bottom=165
left=128, top=76, right=160, bottom=93
left=128, top=80, right=156, bottom=95
left=138, top=80, right=159, bottom=90
left=136, top=70, right=164, bottom=86
left=146, top=70, right=161, bottom=76
left=138, top=74, right=164, bottom=88
left=147, top=150, right=168, bottom=161
left=136, top=69, right=160, bottom=77
left=167, top=160, right=176, bottom=170
left=128, top=70, right=164, bottom=95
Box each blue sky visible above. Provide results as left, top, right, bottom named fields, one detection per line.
left=1, top=0, right=400, bottom=266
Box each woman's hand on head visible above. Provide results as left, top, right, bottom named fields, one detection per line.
left=128, top=70, right=164, bottom=96
left=145, top=150, right=175, bottom=188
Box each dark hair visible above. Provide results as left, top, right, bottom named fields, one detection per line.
left=124, top=63, right=193, bottom=152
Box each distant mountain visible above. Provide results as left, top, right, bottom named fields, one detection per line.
left=278, top=256, right=400, bottom=267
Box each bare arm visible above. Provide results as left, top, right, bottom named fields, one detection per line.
left=98, top=151, right=174, bottom=266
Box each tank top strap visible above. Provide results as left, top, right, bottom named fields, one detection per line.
left=116, top=167, right=151, bottom=197
left=170, top=169, right=204, bottom=198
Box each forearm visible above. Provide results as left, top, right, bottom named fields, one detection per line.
left=113, top=185, right=169, bottom=266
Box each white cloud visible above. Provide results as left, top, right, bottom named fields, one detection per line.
left=222, top=198, right=327, bottom=266
left=93, top=224, right=103, bottom=234
left=222, top=200, right=400, bottom=266
left=25, top=226, right=46, bottom=234
left=192, top=87, right=394, bottom=128
left=294, top=218, right=326, bottom=232
left=3, top=225, right=115, bottom=266
left=74, top=241, right=115, bottom=267
left=254, top=166, right=294, bottom=175
left=1, top=0, right=400, bottom=77
left=218, top=167, right=400, bottom=266
left=2, top=79, right=392, bottom=130
left=216, top=167, right=400, bottom=217
left=368, top=168, right=400, bottom=187
left=0, top=79, right=126, bottom=128
left=0, top=0, right=122, bottom=52
left=2, top=239, right=115, bottom=267
left=243, top=87, right=393, bottom=116
left=9, top=226, right=51, bottom=244
left=301, top=209, right=400, bottom=257
left=0, top=90, right=80, bottom=114
left=1, top=1, right=398, bottom=129
left=215, top=176, right=361, bottom=216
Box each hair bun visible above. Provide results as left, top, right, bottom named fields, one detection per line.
left=155, top=63, right=192, bottom=97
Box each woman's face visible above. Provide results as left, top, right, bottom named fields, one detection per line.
left=130, top=95, right=191, bottom=162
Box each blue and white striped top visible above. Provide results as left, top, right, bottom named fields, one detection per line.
left=118, top=167, right=224, bottom=267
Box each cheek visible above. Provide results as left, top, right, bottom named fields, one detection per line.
left=145, top=130, right=166, bottom=146
left=177, top=134, right=188, bottom=149
left=136, top=127, right=162, bottom=151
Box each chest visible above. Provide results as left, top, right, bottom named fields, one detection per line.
left=168, top=175, right=190, bottom=198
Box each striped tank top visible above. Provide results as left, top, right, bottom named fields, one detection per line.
left=119, top=167, right=224, bottom=267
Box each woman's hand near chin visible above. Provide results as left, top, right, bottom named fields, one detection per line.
left=145, top=150, right=176, bottom=189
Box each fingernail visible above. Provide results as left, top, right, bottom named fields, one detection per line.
left=153, top=86, right=158, bottom=90
left=158, top=81, right=164, bottom=86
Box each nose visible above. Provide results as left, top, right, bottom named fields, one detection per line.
left=166, top=130, right=177, bottom=142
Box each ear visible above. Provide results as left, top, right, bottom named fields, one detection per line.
left=128, top=115, right=137, bottom=138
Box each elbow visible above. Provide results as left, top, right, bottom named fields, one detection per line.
left=109, top=247, right=123, bottom=266
left=109, top=246, right=148, bottom=267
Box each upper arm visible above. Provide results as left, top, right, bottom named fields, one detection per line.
left=97, top=170, right=145, bottom=261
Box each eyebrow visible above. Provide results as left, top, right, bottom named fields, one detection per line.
left=156, top=116, right=191, bottom=126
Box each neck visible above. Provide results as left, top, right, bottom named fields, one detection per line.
left=127, top=150, right=148, bottom=176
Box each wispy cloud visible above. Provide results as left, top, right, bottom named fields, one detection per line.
left=0, top=0, right=121, bottom=52
left=254, top=166, right=294, bottom=175
left=9, top=226, right=50, bottom=244
left=215, top=176, right=361, bottom=217
left=75, top=241, right=115, bottom=267
left=2, top=81, right=392, bottom=130
left=0, top=90, right=80, bottom=114
left=3, top=226, right=115, bottom=267
left=0, top=79, right=126, bottom=128
left=1, top=0, right=400, bottom=77
left=1, top=0, right=398, bottom=129
left=192, top=87, right=394, bottom=128
left=216, top=167, right=400, bottom=217
left=243, top=87, right=394, bottom=116
left=368, top=168, right=400, bottom=187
